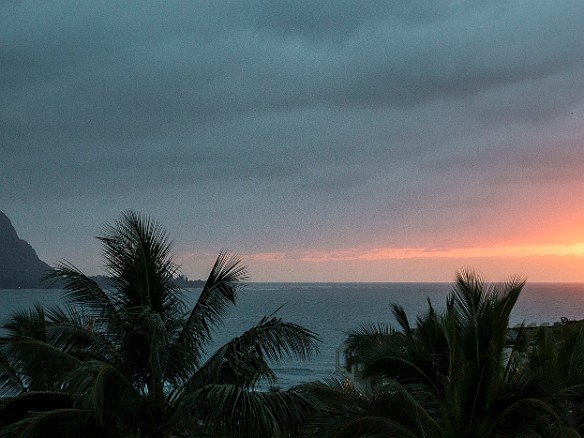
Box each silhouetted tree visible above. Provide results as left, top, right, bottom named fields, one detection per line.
left=0, top=211, right=318, bottom=437
left=302, top=271, right=580, bottom=437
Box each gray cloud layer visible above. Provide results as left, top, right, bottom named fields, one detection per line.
left=2, top=0, right=584, bottom=275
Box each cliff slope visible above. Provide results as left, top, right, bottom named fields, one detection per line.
left=0, top=211, right=53, bottom=288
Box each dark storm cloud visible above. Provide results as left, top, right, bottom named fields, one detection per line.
left=3, top=0, right=584, bottom=270
left=4, top=0, right=583, bottom=141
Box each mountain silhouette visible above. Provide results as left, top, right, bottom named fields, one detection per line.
left=0, top=211, right=53, bottom=288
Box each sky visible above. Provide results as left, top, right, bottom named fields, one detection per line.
left=2, top=0, right=584, bottom=282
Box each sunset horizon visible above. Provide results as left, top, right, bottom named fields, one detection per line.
left=3, top=1, right=584, bottom=285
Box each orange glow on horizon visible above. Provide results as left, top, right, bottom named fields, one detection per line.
left=291, top=243, right=584, bottom=263
left=176, top=242, right=584, bottom=282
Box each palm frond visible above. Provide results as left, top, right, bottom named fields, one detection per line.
left=169, top=250, right=249, bottom=373
left=488, top=396, right=567, bottom=437
left=97, top=210, right=182, bottom=315
left=46, top=262, right=124, bottom=336
left=0, top=306, right=79, bottom=396
left=65, top=360, right=144, bottom=426
left=179, top=315, right=319, bottom=395
left=2, top=407, right=104, bottom=438
left=346, top=322, right=395, bottom=340
left=390, top=303, right=412, bottom=334
left=1, top=304, right=48, bottom=342
left=0, top=391, right=73, bottom=430
left=120, top=305, right=169, bottom=399
left=301, top=377, right=440, bottom=438
left=42, top=306, right=117, bottom=363
left=172, top=384, right=313, bottom=437
left=1, top=337, right=81, bottom=393
left=344, top=319, right=444, bottom=400
left=247, top=313, right=319, bottom=362
left=0, top=348, right=25, bottom=396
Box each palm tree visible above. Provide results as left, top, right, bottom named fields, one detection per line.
left=522, top=321, right=584, bottom=437
left=302, top=270, right=575, bottom=437
left=0, top=210, right=319, bottom=437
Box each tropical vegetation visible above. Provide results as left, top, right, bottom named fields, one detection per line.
left=301, top=270, right=584, bottom=437
left=0, top=210, right=319, bottom=437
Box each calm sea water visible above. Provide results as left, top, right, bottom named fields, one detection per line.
left=2, top=282, right=584, bottom=388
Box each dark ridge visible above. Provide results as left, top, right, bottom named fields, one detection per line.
left=0, top=211, right=54, bottom=289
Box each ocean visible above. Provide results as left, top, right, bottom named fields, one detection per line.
left=2, top=282, right=584, bottom=388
